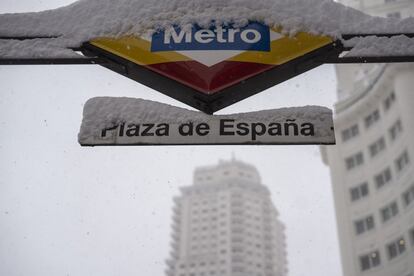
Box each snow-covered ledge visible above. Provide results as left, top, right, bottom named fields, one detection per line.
left=1, top=0, right=414, bottom=58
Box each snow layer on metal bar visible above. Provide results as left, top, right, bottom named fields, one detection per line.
left=0, top=37, right=81, bottom=58
left=0, top=0, right=414, bottom=58
left=344, top=35, right=414, bottom=57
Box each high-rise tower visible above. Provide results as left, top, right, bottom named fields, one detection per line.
left=165, top=159, right=287, bottom=276
left=322, top=1, right=414, bottom=276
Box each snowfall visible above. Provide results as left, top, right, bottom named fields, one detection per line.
left=0, top=0, right=414, bottom=58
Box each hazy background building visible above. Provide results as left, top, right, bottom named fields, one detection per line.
left=322, top=1, right=414, bottom=276
left=336, top=0, right=414, bottom=19
left=166, top=159, right=287, bottom=276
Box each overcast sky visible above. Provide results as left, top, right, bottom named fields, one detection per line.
left=0, top=1, right=342, bottom=276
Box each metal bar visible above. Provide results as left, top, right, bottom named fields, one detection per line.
left=322, top=56, right=414, bottom=64
left=0, top=57, right=106, bottom=65
left=0, top=35, right=60, bottom=40
left=342, top=33, right=414, bottom=40
left=2, top=33, right=413, bottom=41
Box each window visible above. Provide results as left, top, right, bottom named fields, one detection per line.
left=410, top=228, right=414, bottom=246
left=345, top=152, right=364, bottom=170
left=387, top=237, right=406, bottom=260
left=389, top=119, right=403, bottom=141
left=374, top=167, right=392, bottom=189
left=369, top=137, right=386, bottom=158
left=341, top=124, right=359, bottom=142
left=402, top=184, right=414, bottom=208
left=381, top=201, right=399, bottom=223
left=354, top=215, right=375, bottom=235
left=359, top=251, right=380, bottom=271
left=383, top=91, right=396, bottom=111
left=350, top=182, right=369, bottom=201
left=387, top=12, right=401, bottom=19
left=395, top=150, right=410, bottom=172
left=364, top=109, right=380, bottom=129
left=232, top=266, right=244, bottom=272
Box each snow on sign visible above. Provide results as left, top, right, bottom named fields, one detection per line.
left=2, top=0, right=414, bottom=114
left=78, top=97, right=335, bottom=146
left=83, top=22, right=334, bottom=114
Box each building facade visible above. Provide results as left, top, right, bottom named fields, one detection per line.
left=322, top=63, right=414, bottom=276
left=336, top=0, right=414, bottom=19
left=322, top=2, right=414, bottom=276
left=165, top=159, right=287, bottom=276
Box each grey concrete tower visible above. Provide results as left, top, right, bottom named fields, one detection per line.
left=166, top=159, right=287, bottom=276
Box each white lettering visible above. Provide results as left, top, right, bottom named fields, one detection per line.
left=228, top=29, right=240, bottom=43
left=162, top=27, right=262, bottom=45
left=194, top=29, right=215, bottom=43
left=164, top=28, right=192, bottom=44
left=240, top=29, right=261, bottom=43
left=214, top=26, right=227, bottom=43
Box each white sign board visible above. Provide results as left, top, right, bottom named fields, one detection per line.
left=78, top=97, right=335, bottom=146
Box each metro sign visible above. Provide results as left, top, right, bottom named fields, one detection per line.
left=151, top=23, right=271, bottom=52
left=82, top=22, right=336, bottom=114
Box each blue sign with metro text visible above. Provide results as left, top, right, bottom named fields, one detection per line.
left=151, top=22, right=270, bottom=52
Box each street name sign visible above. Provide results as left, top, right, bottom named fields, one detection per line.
left=82, top=22, right=336, bottom=113
left=78, top=97, right=335, bottom=146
